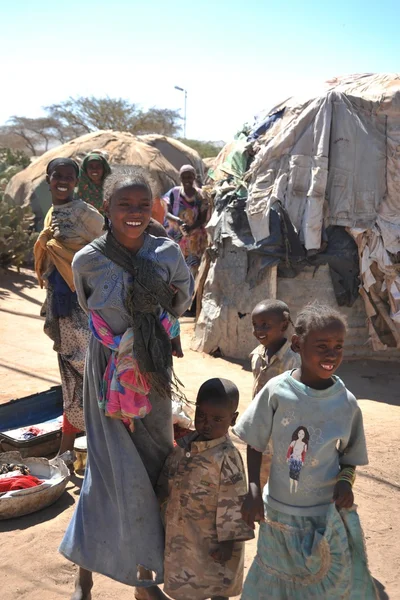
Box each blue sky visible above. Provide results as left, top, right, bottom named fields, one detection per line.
left=1, top=0, right=400, bottom=142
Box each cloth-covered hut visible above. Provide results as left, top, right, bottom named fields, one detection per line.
left=5, top=131, right=181, bottom=230
left=138, top=134, right=205, bottom=183
left=193, top=73, right=400, bottom=360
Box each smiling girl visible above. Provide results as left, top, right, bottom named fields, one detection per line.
left=34, top=158, right=104, bottom=457
left=77, top=151, right=111, bottom=211
left=59, top=166, right=193, bottom=600
left=234, top=302, right=378, bottom=599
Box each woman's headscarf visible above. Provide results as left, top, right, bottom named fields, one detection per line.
left=179, top=164, right=196, bottom=177
left=47, top=157, right=80, bottom=177
left=77, top=152, right=111, bottom=211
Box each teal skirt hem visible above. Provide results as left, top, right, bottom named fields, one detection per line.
left=241, top=504, right=378, bottom=600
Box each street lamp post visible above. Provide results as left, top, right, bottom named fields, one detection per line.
left=174, top=85, right=187, bottom=138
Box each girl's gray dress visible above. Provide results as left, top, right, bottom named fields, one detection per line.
left=59, top=234, right=193, bottom=587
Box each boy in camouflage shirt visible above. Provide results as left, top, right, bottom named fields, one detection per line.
left=157, top=378, right=254, bottom=600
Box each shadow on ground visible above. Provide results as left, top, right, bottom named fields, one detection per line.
left=337, top=361, right=400, bottom=407
left=374, top=578, right=390, bottom=599
left=0, top=269, right=42, bottom=307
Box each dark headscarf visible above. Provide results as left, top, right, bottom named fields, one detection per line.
left=77, top=152, right=111, bottom=211
left=46, top=157, right=79, bottom=177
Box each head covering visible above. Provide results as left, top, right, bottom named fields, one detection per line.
left=179, top=164, right=196, bottom=176
left=86, top=153, right=105, bottom=164
left=91, top=148, right=110, bottom=161
left=197, top=378, right=239, bottom=410
left=77, top=152, right=112, bottom=211
left=46, top=157, right=79, bottom=177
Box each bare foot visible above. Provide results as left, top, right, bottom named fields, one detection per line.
left=71, top=586, right=91, bottom=600
left=134, top=586, right=169, bottom=600
left=71, top=568, right=93, bottom=600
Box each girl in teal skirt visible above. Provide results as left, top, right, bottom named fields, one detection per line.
left=233, top=302, right=378, bottom=599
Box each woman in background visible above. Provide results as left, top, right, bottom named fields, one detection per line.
left=77, top=151, right=111, bottom=211
left=34, top=158, right=103, bottom=458
left=164, top=164, right=207, bottom=281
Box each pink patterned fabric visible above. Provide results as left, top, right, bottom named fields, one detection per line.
left=90, top=311, right=151, bottom=428
left=89, top=310, right=180, bottom=430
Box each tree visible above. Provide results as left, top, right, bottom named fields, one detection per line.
left=46, top=96, right=136, bottom=135
left=132, top=108, right=182, bottom=136
left=3, top=96, right=183, bottom=155
left=6, top=116, right=61, bottom=155
left=179, top=138, right=224, bottom=159
left=0, top=128, right=30, bottom=153
left=46, top=96, right=182, bottom=138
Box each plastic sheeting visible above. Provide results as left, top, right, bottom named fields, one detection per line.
left=193, top=240, right=277, bottom=360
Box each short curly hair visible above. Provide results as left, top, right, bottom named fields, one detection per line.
left=252, top=299, right=292, bottom=324
left=196, top=378, right=239, bottom=412
left=294, top=302, right=347, bottom=339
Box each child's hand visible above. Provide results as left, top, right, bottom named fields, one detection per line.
left=241, top=483, right=264, bottom=529
left=210, top=540, right=234, bottom=564
left=333, top=480, right=354, bottom=509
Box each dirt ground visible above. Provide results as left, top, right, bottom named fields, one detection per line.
left=0, top=268, right=399, bottom=600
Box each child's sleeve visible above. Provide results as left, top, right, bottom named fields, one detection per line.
left=232, top=382, right=277, bottom=453
left=338, top=398, right=369, bottom=466
left=216, top=449, right=255, bottom=543
left=284, top=350, right=301, bottom=371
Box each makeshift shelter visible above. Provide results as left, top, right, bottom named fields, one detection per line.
left=138, top=134, right=205, bottom=182
left=193, top=74, right=400, bottom=360
left=203, top=157, right=217, bottom=171
left=5, top=131, right=181, bottom=229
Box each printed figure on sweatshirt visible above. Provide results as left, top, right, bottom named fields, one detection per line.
left=286, top=426, right=310, bottom=493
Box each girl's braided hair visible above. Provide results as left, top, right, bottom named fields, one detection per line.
left=294, top=302, right=347, bottom=340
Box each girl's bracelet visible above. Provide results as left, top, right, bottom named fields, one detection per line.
left=337, top=467, right=356, bottom=487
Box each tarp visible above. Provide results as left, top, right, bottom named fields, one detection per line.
left=247, top=73, right=400, bottom=249
left=195, top=74, right=400, bottom=357
left=245, top=73, right=400, bottom=348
